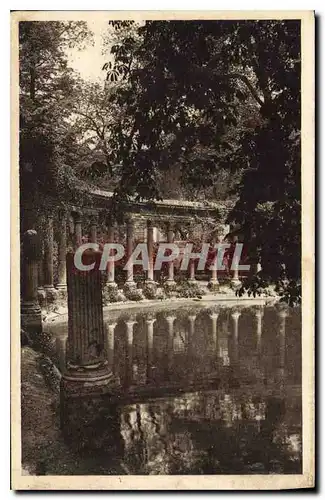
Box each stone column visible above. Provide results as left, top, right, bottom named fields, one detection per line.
left=146, top=317, right=156, bottom=382
left=90, top=215, right=98, bottom=244
left=209, top=311, right=219, bottom=352
left=189, top=259, right=196, bottom=282
left=231, top=309, right=241, bottom=362
left=208, top=240, right=219, bottom=291
left=74, top=212, right=82, bottom=248
left=106, top=322, right=117, bottom=370
left=43, top=214, right=58, bottom=307
left=21, top=230, right=42, bottom=335
left=146, top=220, right=155, bottom=282
left=37, top=237, right=46, bottom=307
left=166, top=222, right=175, bottom=285
left=125, top=218, right=135, bottom=288
left=231, top=254, right=241, bottom=288
left=60, top=251, right=116, bottom=398
left=57, top=212, right=67, bottom=293
left=106, top=225, right=117, bottom=288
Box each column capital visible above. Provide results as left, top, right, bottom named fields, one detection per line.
left=145, top=317, right=156, bottom=326
left=230, top=309, right=241, bottom=320
left=72, top=210, right=82, bottom=224
left=254, top=306, right=264, bottom=319
left=125, top=320, right=137, bottom=328
left=276, top=303, right=289, bottom=318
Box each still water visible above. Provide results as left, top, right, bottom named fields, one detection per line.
left=51, top=303, right=302, bottom=475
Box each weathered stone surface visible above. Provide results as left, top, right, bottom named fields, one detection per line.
left=21, top=230, right=42, bottom=335
left=61, top=251, right=119, bottom=401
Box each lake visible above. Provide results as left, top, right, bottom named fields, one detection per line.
left=49, top=302, right=302, bottom=475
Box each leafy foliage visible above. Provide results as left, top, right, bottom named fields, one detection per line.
left=105, top=20, right=301, bottom=303
left=19, top=21, right=94, bottom=211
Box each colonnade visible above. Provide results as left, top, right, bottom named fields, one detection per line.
left=22, top=209, right=237, bottom=319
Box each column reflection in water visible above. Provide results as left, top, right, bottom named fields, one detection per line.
left=166, top=315, right=176, bottom=377
left=255, top=306, right=264, bottom=355
left=125, top=319, right=137, bottom=388
left=187, top=314, right=196, bottom=355
left=209, top=311, right=219, bottom=353
left=106, top=322, right=117, bottom=370
left=146, top=317, right=156, bottom=383
left=230, top=309, right=241, bottom=363
left=277, top=306, right=288, bottom=388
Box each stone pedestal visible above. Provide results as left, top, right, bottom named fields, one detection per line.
left=61, top=251, right=119, bottom=401
left=21, top=230, right=42, bottom=335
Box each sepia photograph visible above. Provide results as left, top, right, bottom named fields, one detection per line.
left=11, top=10, right=314, bottom=490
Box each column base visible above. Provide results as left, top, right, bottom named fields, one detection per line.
left=43, top=285, right=59, bottom=311
left=123, top=281, right=137, bottom=293
left=21, top=301, right=42, bottom=334
left=207, top=280, right=219, bottom=292
left=230, top=278, right=241, bottom=289
left=106, top=281, right=118, bottom=289
left=103, top=282, right=120, bottom=304
left=165, top=279, right=176, bottom=287
left=61, top=361, right=120, bottom=398
left=143, top=280, right=158, bottom=299
left=37, top=287, right=46, bottom=309
left=56, top=283, right=68, bottom=301
left=56, top=283, right=67, bottom=291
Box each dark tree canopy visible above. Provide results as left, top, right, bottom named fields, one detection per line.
left=106, top=20, right=301, bottom=303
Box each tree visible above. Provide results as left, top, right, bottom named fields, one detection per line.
left=105, top=20, right=301, bottom=303
left=19, top=21, right=94, bottom=212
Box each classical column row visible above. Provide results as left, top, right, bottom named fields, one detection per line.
left=35, top=212, right=240, bottom=306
